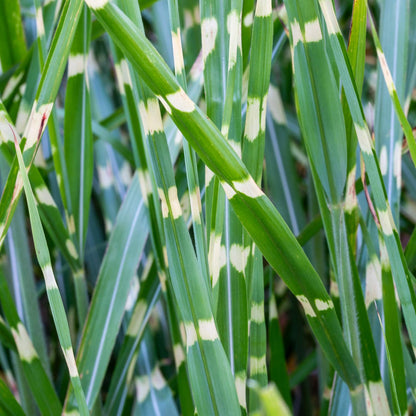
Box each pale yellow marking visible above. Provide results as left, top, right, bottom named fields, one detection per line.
left=36, top=8, right=45, bottom=37
left=251, top=302, right=264, bottom=323
left=235, top=373, right=246, bottom=408
left=394, top=140, right=402, bottom=189
left=229, top=244, right=250, bottom=273
left=315, top=299, right=334, bottom=311
left=379, top=146, right=388, bottom=175
left=65, top=239, right=78, bottom=259
left=135, top=376, right=150, bottom=402
left=243, top=11, right=253, bottom=27
left=354, top=123, right=373, bottom=154
left=173, top=343, right=185, bottom=366
left=172, top=29, right=185, bottom=74
left=205, top=166, right=215, bottom=187
left=255, top=0, right=272, bottom=17
left=166, top=90, right=195, bottom=113
left=201, top=17, right=218, bottom=62
left=304, top=19, right=322, bottom=43
left=233, top=176, right=263, bottom=198
left=44, top=264, right=58, bottom=290
left=189, top=188, right=202, bottom=223
left=12, top=323, right=37, bottom=362
left=85, top=0, right=109, bottom=10
left=158, top=270, right=167, bottom=292
left=227, top=11, right=241, bottom=69
left=125, top=277, right=140, bottom=311
left=365, top=256, right=382, bottom=308
left=114, top=63, right=124, bottom=95
left=378, top=208, right=394, bottom=236
left=174, top=129, right=183, bottom=145
left=62, top=347, right=78, bottom=378
left=344, top=168, right=357, bottom=212
left=119, top=162, right=132, bottom=187
left=291, top=20, right=303, bottom=47
left=320, top=0, right=339, bottom=35
left=163, top=246, right=168, bottom=268
left=368, top=381, right=390, bottom=416
left=198, top=318, right=219, bottom=341
left=120, top=59, right=133, bottom=89
left=269, top=297, right=278, bottom=319
left=211, top=244, right=226, bottom=287
left=139, top=98, right=163, bottom=135
left=0, top=118, right=19, bottom=144
left=245, top=97, right=261, bottom=141
left=180, top=190, right=191, bottom=220
left=67, top=215, right=76, bottom=235
left=138, top=169, right=152, bottom=205
left=168, top=186, right=182, bottom=219
left=379, top=238, right=390, bottom=269
left=24, top=102, right=53, bottom=149
left=207, top=230, right=217, bottom=268
left=377, top=50, right=395, bottom=94
left=249, top=355, right=267, bottom=374
left=297, top=295, right=316, bottom=317
left=97, top=163, right=114, bottom=189
left=142, top=100, right=163, bottom=135
left=185, top=322, right=198, bottom=347
left=151, top=367, right=166, bottom=389
left=2, top=72, right=24, bottom=100
left=127, top=299, right=147, bottom=335
left=68, top=54, right=85, bottom=77
left=221, top=181, right=237, bottom=199
left=330, top=279, right=339, bottom=297
left=268, top=85, right=287, bottom=124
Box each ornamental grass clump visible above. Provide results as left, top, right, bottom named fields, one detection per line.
left=0, top=0, right=415, bottom=414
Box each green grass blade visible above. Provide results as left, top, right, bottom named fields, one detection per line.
left=367, top=8, right=416, bottom=172
left=264, top=86, right=306, bottom=236
left=0, top=376, right=25, bottom=416
left=14, top=132, right=89, bottom=415
left=104, top=260, right=161, bottom=414
left=85, top=0, right=362, bottom=394
left=0, top=271, right=63, bottom=415
left=65, top=172, right=148, bottom=411
left=168, top=0, right=209, bottom=282
left=0, top=0, right=26, bottom=71
left=64, top=5, right=93, bottom=261
left=268, top=283, right=292, bottom=410
left=132, top=330, right=179, bottom=416
left=373, top=0, right=407, bottom=223
left=243, top=4, right=273, bottom=407
left=343, top=0, right=366, bottom=249
left=248, top=382, right=292, bottom=416
left=0, top=0, right=84, bottom=249
left=319, top=0, right=416, bottom=366
left=0, top=314, right=16, bottom=352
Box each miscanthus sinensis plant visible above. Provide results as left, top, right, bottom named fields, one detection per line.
left=0, top=0, right=416, bottom=414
